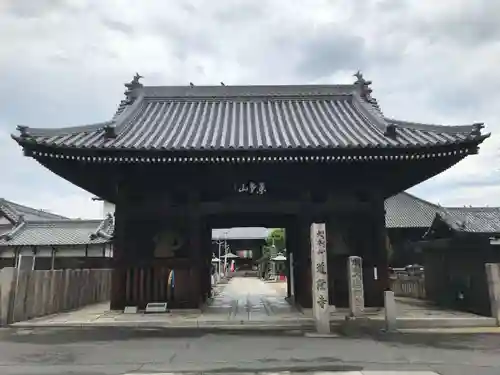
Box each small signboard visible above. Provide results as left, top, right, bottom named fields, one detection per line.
left=123, top=306, right=138, bottom=314
left=145, top=302, right=168, bottom=313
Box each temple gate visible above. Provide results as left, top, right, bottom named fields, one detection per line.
left=11, top=72, right=488, bottom=310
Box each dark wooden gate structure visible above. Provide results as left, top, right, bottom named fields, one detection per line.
left=12, top=72, right=488, bottom=310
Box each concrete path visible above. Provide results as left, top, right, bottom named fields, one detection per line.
left=11, top=278, right=308, bottom=329
left=206, top=277, right=296, bottom=320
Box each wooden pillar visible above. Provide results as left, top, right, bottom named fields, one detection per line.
left=110, top=201, right=127, bottom=310
left=376, top=199, right=390, bottom=296
left=284, top=224, right=293, bottom=299
left=187, top=190, right=202, bottom=308
left=366, top=197, right=389, bottom=307
left=200, top=221, right=212, bottom=301
left=296, top=211, right=312, bottom=309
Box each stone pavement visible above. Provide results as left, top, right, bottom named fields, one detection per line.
left=206, top=277, right=296, bottom=317
left=9, top=277, right=497, bottom=330
left=11, top=277, right=310, bottom=329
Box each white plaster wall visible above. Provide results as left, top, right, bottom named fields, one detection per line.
left=0, top=244, right=112, bottom=258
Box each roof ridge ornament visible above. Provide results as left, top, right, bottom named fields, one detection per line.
left=471, top=122, right=484, bottom=136
left=353, top=71, right=373, bottom=101
left=109, top=73, right=144, bottom=138
left=124, top=73, right=144, bottom=104
left=353, top=70, right=383, bottom=113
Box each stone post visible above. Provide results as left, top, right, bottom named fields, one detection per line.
left=310, top=222, right=330, bottom=334
left=347, top=256, right=364, bottom=317
left=384, top=290, right=397, bottom=331
left=485, top=263, right=500, bottom=326
left=0, top=267, right=17, bottom=326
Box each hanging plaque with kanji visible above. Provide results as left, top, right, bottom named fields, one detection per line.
left=310, top=222, right=330, bottom=334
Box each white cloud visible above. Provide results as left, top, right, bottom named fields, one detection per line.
left=1, top=0, right=499, bottom=217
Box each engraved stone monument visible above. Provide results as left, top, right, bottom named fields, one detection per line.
left=310, top=223, right=330, bottom=334
left=347, top=256, right=364, bottom=317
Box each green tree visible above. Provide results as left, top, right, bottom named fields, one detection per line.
left=256, top=229, right=286, bottom=279
left=266, top=228, right=286, bottom=252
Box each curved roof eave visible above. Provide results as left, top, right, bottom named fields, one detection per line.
left=386, top=118, right=486, bottom=135
left=11, top=93, right=146, bottom=140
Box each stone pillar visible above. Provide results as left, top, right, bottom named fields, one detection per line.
left=384, top=290, right=397, bottom=331
left=310, top=223, right=330, bottom=334
left=347, top=256, right=364, bottom=317
left=486, top=263, right=500, bottom=326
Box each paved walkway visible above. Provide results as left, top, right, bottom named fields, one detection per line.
left=11, top=277, right=308, bottom=328
left=206, top=277, right=296, bottom=319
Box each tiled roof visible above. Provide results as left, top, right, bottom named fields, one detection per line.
left=13, top=78, right=488, bottom=154
left=0, top=220, right=112, bottom=246
left=212, top=227, right=270, bottom=240
left=385, top=192, right=500, bottom=234
left=0, top=199, right=114, bottom=247
left=385, top=192, right=440, bottom=228
left=0, top=198, right=68, bottom=223
left=437, top=207, right=500, bottom=234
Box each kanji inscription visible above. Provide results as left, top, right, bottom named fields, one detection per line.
left=236, top=181, right=266, bottom=195
left=347, top=256, right=364, bottom=317
left=310, top=223, right=330, bottom=334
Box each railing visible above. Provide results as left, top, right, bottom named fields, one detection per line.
left=390, top=275, right=426, bottom=299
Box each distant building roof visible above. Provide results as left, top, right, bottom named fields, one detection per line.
left=0, top=198, right=69, bottom=223
left=212, top=227, right=270, bottom=240
left=436, top=207, right=500, bottom=234
left=386, top=192, right=500, bottom=235
left=0, top=199, right=114, bottom=247
left=385, top=192, right=440, bottom=228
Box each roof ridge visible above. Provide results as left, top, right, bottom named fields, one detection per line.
left=0, top=198, right=69, bottom=221
left=0, top=198, right=21, bottom=224
left=0, top=220, right=26, bottom=241
left=25, top=218, right=103, bottom=224
left=140, top=84, right=358, bottom=99
left=444, top=206, right=500, bottom=211
left=398, top=191, right=442, bottom=209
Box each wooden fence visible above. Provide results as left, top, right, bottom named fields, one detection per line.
left=390, top=275, right=426, bottom=299
left=0, top=268, right=111, bottom=325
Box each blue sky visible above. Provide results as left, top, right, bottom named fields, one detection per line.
left=1, top=0, right=499, bottom=219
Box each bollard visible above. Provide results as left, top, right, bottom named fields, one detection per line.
left=384, top=290, right=397, bottom=332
